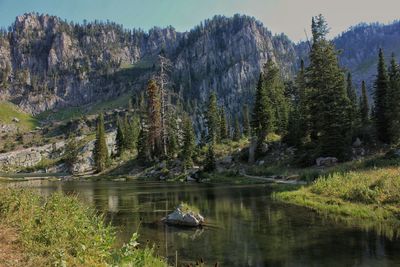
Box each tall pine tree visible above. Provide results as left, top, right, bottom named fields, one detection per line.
left=387, top=54, right=400, bottom=145
left=94, top=113, right=109, bottom=172
left=374, top=48, right=390, bottom=143
left=306, top=15, right=352, bottom=159
left=359, top=81, right=370, bottom=127
left=206, top=92, right=220, bottom=144
left=219, top=107, right=228, bottom=140
left=181, top=115, right=195, bottom=169
left=242, top=104, right=251, bottom=137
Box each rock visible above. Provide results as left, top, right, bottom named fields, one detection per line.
left=12, top=117, right=20, bottom=123
left=257, top=160, right=265, bottom=166
left=261, top=143, right=269, bottom=153
left=353, top=138, right=362, bottom=147
left=316, top=157, right=338, bottom=167
left=186, top=176, right=197, bottom=182
left=163, top=204, right=204, bottom=227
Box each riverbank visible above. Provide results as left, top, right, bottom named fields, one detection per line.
left=0, top=188, right=167, bottom=266
left=274, top=166, right=400, bottom=236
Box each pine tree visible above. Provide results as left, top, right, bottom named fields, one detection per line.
left=206, top=92, right=220, bottom=144
left=166, top=111, right=179, bottom=158
left=296, top=59, right=309, bottom=143
left=137, top=118, right=150, bottom=162
left=251, top=73, right=272, bottom=153
left=146, top=79, right=162, bottom=158
left=242, top=104, right=251, bottom=137
left=219, top=107, right=228, bottom=140
left=181, top=115, right=195, bottom=169
left=346, top=72, right=359, bottom=132
left=94, top=113, right=109, bottom=172
left=115, top=117, right=125, bottom=156
left=359, top=81, right=370, bottom=126
left=233, top=115, right=241, bottom=141
left=374, top=48, right=390, bottom=143
left=204, top=144, right=216, bottom=172
left=387, top=54, right=400, bottom=145
left=64, top=134, right=80, bottom=172
left=306, top=15, right=352, bottom=159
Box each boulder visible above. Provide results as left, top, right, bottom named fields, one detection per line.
left=163, top=204, right=204, bottom=227
left=353, top=138, right=362, bottom=147
left=316, top=157, right=338, bottom=167
left=12, top=117, right=20, bottom=123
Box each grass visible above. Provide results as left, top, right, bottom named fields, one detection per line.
left=0, top=101, right=38, bottom=131
left=179, top=202, right=200, bottom=214
left=274, top=166, right=400, bottom=237
left=0, top=189, right=167, bottom=266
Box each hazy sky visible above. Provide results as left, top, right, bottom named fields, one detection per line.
left=1, top=0, right=400, bottom=42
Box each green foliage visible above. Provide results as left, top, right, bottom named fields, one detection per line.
left=116, top=117, right=125, bottom=156
left=63, top=135, right=82, bottom=172
left=181, top=115, right=195, bottom=169
left=204, top=144, right=216, bottom=172
left=0, top=101, right=38, bottom=131
left=206, top=92, right=220, bottom=144
left=374, top=48, right=390, bottom=143
left=0, top=189, right=166, bottom=266
left=359, top=81, right=370, bottom=126
left=306, top=15, right=352, bottom=160
left=233, top=115, right=241, bottom=141
left=386, top=53, right=400, bottom=145
left=94, top=113, right=109, bottom=172
left=219, top=107, right=228, bottom=141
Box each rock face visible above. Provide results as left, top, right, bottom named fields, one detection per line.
left=163, top=204, right=204, bottom=227
left=0, top=131, right=116, bottom=173
left=0, top=13, right=296, bottom=116
left=316, top=157, right=338, bottom=167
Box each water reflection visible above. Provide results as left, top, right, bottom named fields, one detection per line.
left=17, top=180, right=400, bottom=267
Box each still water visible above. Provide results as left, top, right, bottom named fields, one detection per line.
left=23, top=180, right=400, bottom=266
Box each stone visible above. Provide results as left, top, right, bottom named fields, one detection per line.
left=12, top=117, right=20, bottom=123
left=163, top=204, right=204, bottom=227
left=186, top=176, right=197, bottom=182
left=316, top=157, right=338, bottom=167
left=353, top=138, right=362, bottom=147
left=221, top=156, right=233, bottom=165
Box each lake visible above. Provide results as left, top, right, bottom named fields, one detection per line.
left=19, top=180, right=400, bottom=266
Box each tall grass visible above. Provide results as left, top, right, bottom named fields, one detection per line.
left=0, top=189, right=167, bottom=266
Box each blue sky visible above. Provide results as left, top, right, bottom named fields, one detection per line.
left=1, top=0, right=400, bottom=41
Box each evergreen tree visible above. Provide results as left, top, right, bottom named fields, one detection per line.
left=387, top=54, right=400, bottom=145
left=306, top=15, right=352, bottom=159
left=219, top=107, right=228, bottom=140
left=204, top=144, right=216, bottom=172
left=115, top=117, right=125, bottom=156
left=166, top=111, right=179, bottom=158
left=286, top=104, right=301, bottom=146
left=206, top=92, right=220, bottom=144
left=251, top=73, right=272, bottom=154
left=374, top=48, right=390, bottom=143
left=296, top=59, right=310, bottom=143
left=146, top=79, right=162, bottom=158
left=137, top=118, right=150, bottom=162
left=233, top=115, right=241, bottom=141
left=64, top=134, right=80, bottom=172
left=359, top=81, right=370, bottom=126
left=181, top=115, right=195, bottom=169
left=347, top=72, right=359, bottom=132
left=242, top=104, right=251, bottom=137
left=94, top=113, right=109, bottom=172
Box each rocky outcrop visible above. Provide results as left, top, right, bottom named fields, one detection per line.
left=163, top=204, right=204, bottom=227
left=0, top=13, right=297, bottom=116
left=0, top=131, right=116, bottom=173
left=72, top=131, right=116, bottom=174
left=316, top=157, right=338, bottom=167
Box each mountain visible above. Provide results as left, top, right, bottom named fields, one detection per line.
left=1, top=13, right=400, bottom=116
left=296, top=21, right=400, bottom=93
left=0, top=13, right=297, bottom=115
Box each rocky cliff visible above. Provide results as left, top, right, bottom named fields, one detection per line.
left=0, top=13, right=297, bottom=115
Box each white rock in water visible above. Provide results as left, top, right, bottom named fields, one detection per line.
left=163, top=204, right=204, bottom=227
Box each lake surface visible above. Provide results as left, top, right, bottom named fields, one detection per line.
left=20, top=180, right=400, bottom=266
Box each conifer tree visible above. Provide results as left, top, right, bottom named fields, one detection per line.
left=146, top=79, right=162, bottom=158
left=242, top=104, right=251, bottom=137
left=181, top=115, right=195, bottom=169
left=347, top=72, right=359, bottom=132
left=306, top=15, right=352, bottom=159
left=206, top=92, right=220, bottom=144
left=387, top=54, right=400, bottom=145
left=115, top=117, right=125, bottom=156
left=233, top=115, right=241, bottom=141
left=359, top=81, right=370, bottom=127
left=374, top=48, right=390, bottom=143
left=251, top=73, right=272, bottom=154
left=219, top=107, right=228, bottom=140
left=204, top=144, right=216, bottom=172
left=166, top=111, right=179, bottom=158
left=94, top=113, right=109, bottom=172
left=137, top=118, right=150, bottom=162
left=296, top=59, right=309, bottom=143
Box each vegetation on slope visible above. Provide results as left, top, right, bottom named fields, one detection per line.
left=0, top=101, right=38, bottom=131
